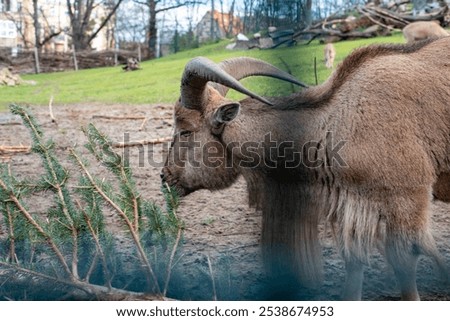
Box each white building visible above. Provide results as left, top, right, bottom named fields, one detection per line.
left=0, top=0, right=115, bottom=53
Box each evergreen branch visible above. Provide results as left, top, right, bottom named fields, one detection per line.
left=11, top=105, right=79, bottom=278
left=0, top=261, right=87, bottom=293
left=0, top=177, right=72, bottom=278
left=76, top=199, right=112, bottom=289
left=163, top=226, right=183, bottom=297
left=162, top=184, right=183, bottom=296
left=10, top=104, right=80, bottom=278
left=0, top=261, right=165, bottom=300
left=70, top=148, right=161, bottom=293
left=133, top=197, right=140, bottom=232
left=83, top=124, right=140, bottom=226
left=84, top=251, right=99, bottom=284
left=5, top=205, right=18, bottom=264
left=3, top=105, right=184, bottom=298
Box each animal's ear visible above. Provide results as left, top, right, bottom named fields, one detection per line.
left=211, top=103, right=241, bottom=131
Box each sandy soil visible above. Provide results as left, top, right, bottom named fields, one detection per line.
left=0, top=103, right=449, bottom=300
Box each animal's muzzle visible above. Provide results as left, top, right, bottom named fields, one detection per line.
left=160, top=171, right=166, bottom=182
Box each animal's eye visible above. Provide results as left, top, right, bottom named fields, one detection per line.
left=179, top=130, right=192, bottom=137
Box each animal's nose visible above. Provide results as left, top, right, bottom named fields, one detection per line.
left=160, top=171, right=166, bottom=181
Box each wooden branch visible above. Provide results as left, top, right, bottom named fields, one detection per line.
left=363, top=6, right=409, bottom=27
left=314, top=57, right=318, bottom=86
left=0, top=121, right=22, bottom=126
left=294, top=28, right=377, bottom=40
left=302, top=33, right=322, bottom=45
left=0, top=261, right=168, bottom=300
left=87, top=0, right=125, bottom=45
left=70, top=149, right=161, bottom=294
left=0, top=177, right=73, bottom=278
left=358, top=7, right=395, bottom=30
left=399, top=6, right=448, bottom=22
left=112, top=137, right=172, bottom=148
left=163, top=227, right=183, bottom=297
left=91, top=115, right=146, bottom=120
left=139, top=117, right=149, bottom=131
left=49, top=95, right=57, bottom=124
left=77, top=199, right=112, bottom=288
left=0, top=145, right=31, bottom=154
left=278, top=57, right=295, bottom=93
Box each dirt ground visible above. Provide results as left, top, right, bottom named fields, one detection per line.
left=0, top=103, right=449, bottom=301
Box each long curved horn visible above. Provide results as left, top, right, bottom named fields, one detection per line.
left=181, top=56, right=273, bottom=109
left=214, top=57, right=308, bottom=96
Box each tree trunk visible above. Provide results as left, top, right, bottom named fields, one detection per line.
left=33, top=0, right=41, bottom=51
left=303, top=0, right=313, bottom=28
left=210, top=0, right=215, bottom=41
left=228, top=0, right=235, bottom=37
left=147, top=0, right=158, bottom=59
left=67, top=0, right=122, bottom=51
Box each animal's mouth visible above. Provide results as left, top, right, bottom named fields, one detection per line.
left=161, top=180, right=193, bottom=198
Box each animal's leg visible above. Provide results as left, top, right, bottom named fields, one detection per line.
left=384, top=236, right=420, bottom=301
left=383, top=188, right=442, bottom=301
left=342, top=260, right=364, bottom=300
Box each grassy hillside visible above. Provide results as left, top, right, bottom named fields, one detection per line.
left=0, top=32, right=406, bottom=111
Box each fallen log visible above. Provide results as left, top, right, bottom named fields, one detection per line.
left=295, top=28, right=378, bottom=40
left=357, top=7, right=396, bottom=30
left=297, top=3, right=449, bottom=45
left=364, top=5, right=410, bottom=27
left=399, top=6, right=448, bottom=22
left=0, top=261, right=170, bottom=301
left=112, top=136, right=173, bottom=148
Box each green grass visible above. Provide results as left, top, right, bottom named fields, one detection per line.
left=0, top=32, right=406, bottom=111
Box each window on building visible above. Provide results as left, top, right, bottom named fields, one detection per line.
left=0, top=0, right=11, bottom=12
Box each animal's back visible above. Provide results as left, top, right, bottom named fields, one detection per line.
left=403, top=21, right=449, bottom=43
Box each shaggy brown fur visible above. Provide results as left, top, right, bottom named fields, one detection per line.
left=162, top=38, right=450, bottom=300
left=434, top=173, right=450, bottom=202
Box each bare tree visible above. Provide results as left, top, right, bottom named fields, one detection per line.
left=134, top=0, right=204, bottom=59
left=241, top=0, right=255, bottom=33
left=245, top=0, right=315, bottom=31
left=218, top=0, right=236, bottom=38
left=4, top=0, right=63, bottom=50
left=4, top=7, right=32, bottom=48
left=32, top=0, right=41, bottom=50
left=303, top=0, right=312, bottom=28
left=66, top=0, right=124, bottom=50
left=227, top=0, right=235, bottom=36
left=116, top=0, right=148, bottom=44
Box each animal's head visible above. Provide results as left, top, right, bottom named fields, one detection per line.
left=160, top=56, right=306, bottom=196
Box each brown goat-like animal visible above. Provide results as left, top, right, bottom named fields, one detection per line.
left=161, top=38, right=450, bottom=300
left=324, top=43, right=336, bottom=69
left=403, top=21, right=449, bottom=43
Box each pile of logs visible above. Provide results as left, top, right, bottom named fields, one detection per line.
left=295, top=2, right=449, bottom=43
left=228, top=2, right=449, bottom=50
left=1, top=49, right=140, bottom=74
left=0, top=68, right=24, bottom=86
